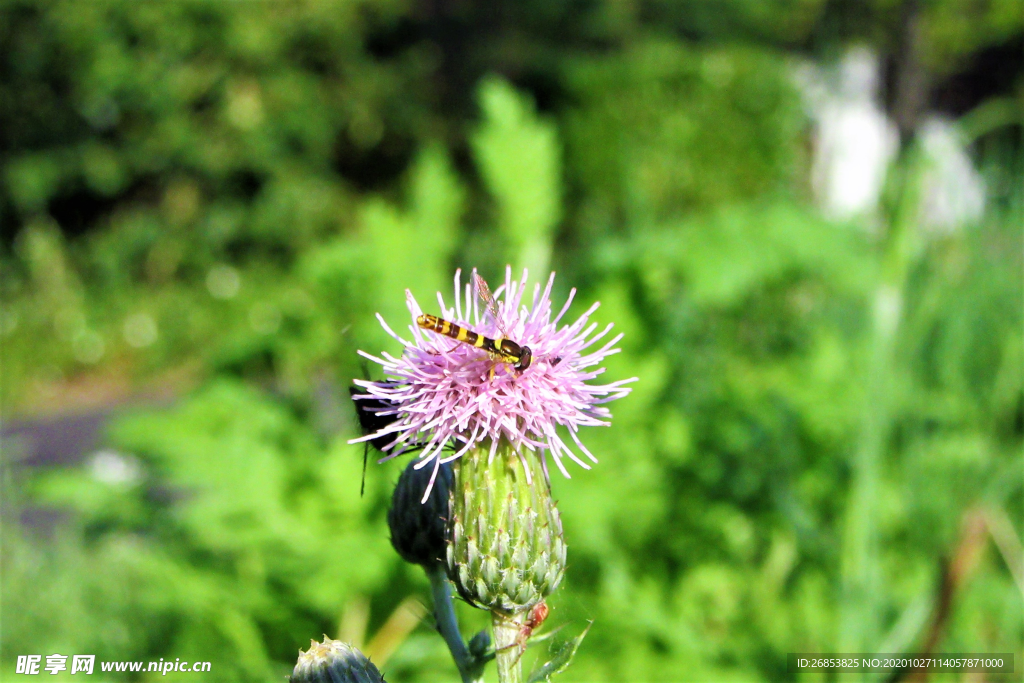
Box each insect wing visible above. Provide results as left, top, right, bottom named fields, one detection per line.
left=474, top=272, right=511, bottom=340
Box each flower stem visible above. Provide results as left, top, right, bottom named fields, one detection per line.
left=492, top=613, right=524, bottom=683
left=840, top=145, right=926, bottom=666
left=427, top=564, right=483, bottom=683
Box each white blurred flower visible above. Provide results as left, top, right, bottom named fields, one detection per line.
left=918, top=116, right=985, bottom=233
left=88, top=449, right=142, bottom=486
left=797, top=47, right=899, bottom=221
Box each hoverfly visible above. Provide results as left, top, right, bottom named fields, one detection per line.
left=416, top=273, right=533, bottom=374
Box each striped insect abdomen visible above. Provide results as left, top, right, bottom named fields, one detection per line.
left=417, top=314, right=486, bottom=348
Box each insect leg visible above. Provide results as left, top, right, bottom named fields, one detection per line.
left=361, top=441, right=369, bottom=497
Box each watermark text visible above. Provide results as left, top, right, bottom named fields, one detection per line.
left=788, top=653, right=1013, bottom=673
left=16, top=655, right=211, bottom=675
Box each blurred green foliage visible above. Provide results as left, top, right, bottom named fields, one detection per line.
left=2, top=0, right=1022, bottom=681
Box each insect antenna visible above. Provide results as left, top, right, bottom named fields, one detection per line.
left=360, top=442, right=369, bottom=496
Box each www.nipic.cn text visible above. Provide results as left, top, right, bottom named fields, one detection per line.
left=15, top=655, right=212, bottom=675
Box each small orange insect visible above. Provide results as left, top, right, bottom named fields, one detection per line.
left=520, top=602, right=549, bottom=644
left=498, top=601, right=549, bottom=663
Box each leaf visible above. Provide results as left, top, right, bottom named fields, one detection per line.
left=526, top=621, right=592, bottom=683
left=472, top=76, right=561, bottom=274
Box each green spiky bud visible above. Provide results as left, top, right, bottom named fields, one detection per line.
left=446, top=444, right=566, bottom=616
left=290, top=637, right=384, bottom=683
left=467, top=629, right=492, bottom=660
left=388, top=459, right=453, bottom=568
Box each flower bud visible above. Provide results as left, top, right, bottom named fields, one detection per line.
left=446, top=445, right=566, bottom=616
left=467, top=629, right=492, bottom=660
left=388, top=459, right=453, bottom=567
left=290, top=637, right=384, bottom=683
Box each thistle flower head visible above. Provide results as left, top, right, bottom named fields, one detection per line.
left=446, top=443, right=566, bottom=615
left=290, top=637, right=384, bottom=683
left=351, top=267, right=636, bottom=499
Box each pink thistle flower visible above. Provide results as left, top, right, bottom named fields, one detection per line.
left=350, top=267, right=636, bottom=501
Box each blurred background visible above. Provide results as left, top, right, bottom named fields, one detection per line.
left=1, top=0, right=1021, bottom=681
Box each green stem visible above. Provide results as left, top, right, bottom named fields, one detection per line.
left=427, top=564, right=484, bottom=683
left=839, top=146, right=926, bottom=666
left=492, top=613, right=524, bottom=683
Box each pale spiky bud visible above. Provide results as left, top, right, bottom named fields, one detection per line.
left=446, top=444, right=566, bottom=616
left=388, top=459, right=453, bottom=568
left=290, top=638, right=384, bottom=683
